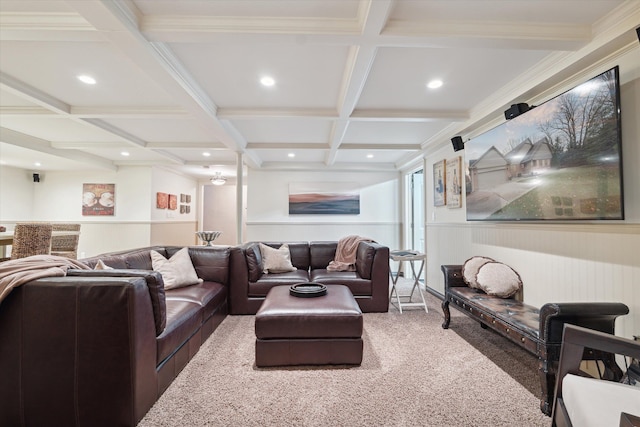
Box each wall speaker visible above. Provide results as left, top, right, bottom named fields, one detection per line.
left=504, top=103, right=530, bottom=120
left=33, top=173, right=40, bottom=183
left=451, top=136, right=464, bottom=152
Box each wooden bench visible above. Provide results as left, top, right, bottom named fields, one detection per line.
left=441, top=265, right=629, bottom=416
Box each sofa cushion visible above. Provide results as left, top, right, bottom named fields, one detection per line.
left=562, top=374, right=640, bottom=427
left=151, top=248, right=203, bottom=290
left=166, top=281, right=227, bottom=321
left=462, top=256, right=495, bottom=288
left=245, top=244, right=263, bottom=282
left=310, top=269, right=372, bottom=296
left=259, top=243, right=296, bottom=273
left=355, top=242, right=375, bottom=280
left=248, top=270, right=310, bottom=297
left=309, top=242, right=337, bottom=270
left=475, top=261, right=522, bottom=298
left=156, top=299, right=202, bottom=364
left=166, top=246, right=231, bottom=284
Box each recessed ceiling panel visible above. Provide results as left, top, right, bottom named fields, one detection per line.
left=102, top=118, right=219, bottom=144
left=358, top=46, right=550, bottom=111
left=334, top=149, right=413, bottom=164
left=0, top=41, right=175, bottom=107
left=252, top=149, right=326, bottom=163
left=343, top=121, right=450, bottom=145
left=170, top=43, right=349, bottom=109
left=134, top=0, right=361, bottom=18
left=388, top=0, right=624, bottom=24
left=231, top=119, right=333, bottom=144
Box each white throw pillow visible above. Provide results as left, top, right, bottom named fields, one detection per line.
left=462, top=256, right=495, bottom=288
left=475, top=261, right=522, bottom=298
left=259, top=243, right=297, bottom=274
left=150, top=248, right=203, bottom=290
left=94, top=259, right=113, bottom=270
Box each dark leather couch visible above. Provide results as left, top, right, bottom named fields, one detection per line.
left=0, top=245, right=235, bottom=427
left=229, top=241, right=390, bottom=315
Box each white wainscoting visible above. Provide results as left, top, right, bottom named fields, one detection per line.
left=426, top=222, right=640, bottom=339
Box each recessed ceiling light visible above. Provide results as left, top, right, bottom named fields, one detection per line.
left=202, top=152, right=211, bottom=157
left=427, top=79, right=443, bottom=89
left=77, top=75, right=97, bottom=85
left=34, top=162, right=41, bottom=166
left=287, top=153, right=295, bottom=158
left=260, top=76, right=275, bottom=87
left=367, top=154, right=374, bottom=159
left=120, top=151, right=130, bottom=156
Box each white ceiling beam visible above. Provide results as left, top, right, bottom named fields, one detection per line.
left=0, top=127, right=117, bottom=171
left=339, top=143, right=420, bottom=150
left=246, top=143, right=329, bottom=150
left=217, top=108, right=337, bottom=120
left=350, top=109, right=469, bottom=122
left=0, top=72, right=71, bottom=114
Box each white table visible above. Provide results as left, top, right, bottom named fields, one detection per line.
left=389, top=251, right=428, bottom=313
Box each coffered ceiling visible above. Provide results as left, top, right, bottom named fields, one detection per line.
left=0, top=1, right=638, bottom=180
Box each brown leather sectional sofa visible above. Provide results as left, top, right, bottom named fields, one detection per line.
left=229, top=241, right=390, bottom=314
left=0, top=245, right=234, bottom=427
left=0, top=240, right=390, bottom=427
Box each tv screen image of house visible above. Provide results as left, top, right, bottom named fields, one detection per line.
left=465, top=66, right=623, bottom=221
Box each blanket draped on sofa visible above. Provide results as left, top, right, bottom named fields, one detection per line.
left=0, top=255, right=90, bottom=303
left=327, top=235, right=374, bottom=272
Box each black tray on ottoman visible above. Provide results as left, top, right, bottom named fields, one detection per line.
left=255, top=284, right=363, bottom=367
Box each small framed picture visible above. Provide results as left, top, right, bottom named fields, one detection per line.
left=433, top=160, right=446, bottom=207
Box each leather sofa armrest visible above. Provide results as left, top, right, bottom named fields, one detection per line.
left=367, top=242, right=390, bottom=312
left=68, top=269, right=166, bottom=336
left=229, top=246, right=251, bottom=314
left=0, top=276, right=158, bottom=427
left=441, top=265, right=467, bottom=289
left=539, top=302, right=629, bottom=344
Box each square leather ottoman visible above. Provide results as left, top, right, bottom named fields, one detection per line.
left=255, top=284, right=363, bottom=367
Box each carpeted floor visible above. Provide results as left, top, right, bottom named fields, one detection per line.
left=139, top=285, right=550, bottom=426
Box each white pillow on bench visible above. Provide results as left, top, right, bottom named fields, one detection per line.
left=563, top=373, right=640, bottom=427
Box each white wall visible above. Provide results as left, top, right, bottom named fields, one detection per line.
left=0, top=166, right=35, bottom=221
left=0, top=166, right=198, bottom=257
left=420, top=46, right=640, bottom=339
left=245, top=169, right=400, bottom=249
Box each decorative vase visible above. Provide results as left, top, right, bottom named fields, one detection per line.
left=196, top=231, right=222, bottom=246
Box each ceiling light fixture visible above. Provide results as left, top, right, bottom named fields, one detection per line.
left=121, top=151, right=130, bottom=156
left=287, top=153, right=295, bottom=158
left=427, top=79, right=443, bottom=89
left=367, top=154, right=374, bottom=159
left=260, top=76, right=275, bottom=87
left=202, top=152, right=211, bottom=157
left=77, top=75, right=96, bottom=85
left=210, top=172, right=226, bottom=186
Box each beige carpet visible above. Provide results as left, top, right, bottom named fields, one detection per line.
left=139, top=287, right=549, bottom=426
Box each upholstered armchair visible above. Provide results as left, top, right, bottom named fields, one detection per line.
left=551, top=324, right=640, bottom=427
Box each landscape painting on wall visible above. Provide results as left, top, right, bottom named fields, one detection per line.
left=465, top=66, right=623, bottom=221
left=289, top=182, right=360, bottom=215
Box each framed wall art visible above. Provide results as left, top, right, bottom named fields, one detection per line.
left=433, top=159, right=446, bottom=207
left=168, top=194, right=178, bottom=210
left=289, top=182, right=360, bottom=215
left=156, top=192, right=168, bottom=209
left=446, top=156, right=462, bottom=209
left=83, top=183, right=115, bottom=216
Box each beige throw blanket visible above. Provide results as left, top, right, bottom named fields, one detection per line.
left=327, top=235, right=374, bottom=272
left=0, top=255, right=91, bottom=304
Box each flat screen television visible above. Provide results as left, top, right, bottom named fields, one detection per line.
left=465, top=66, right=623, bottom=221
